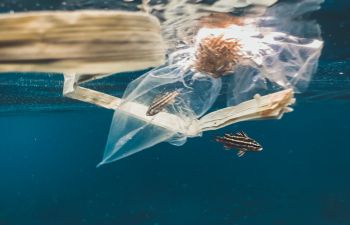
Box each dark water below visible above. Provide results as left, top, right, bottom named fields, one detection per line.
left=1, top=0, right=350, bottom=225
left=1, top=101, right=350, bottom=225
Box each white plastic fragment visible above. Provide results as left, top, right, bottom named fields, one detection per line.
left=198, top=89, right=295, bottom=132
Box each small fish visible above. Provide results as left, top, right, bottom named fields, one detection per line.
left=146, top=90, right=180, bottom=116
left=215, top=131, right=263, bottom=157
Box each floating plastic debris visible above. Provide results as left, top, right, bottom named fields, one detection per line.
left=0, top=0, right=324, bottom=166
left=0, top=10, right=165, bottom=74
left=100, top=0, right=323, bottom=165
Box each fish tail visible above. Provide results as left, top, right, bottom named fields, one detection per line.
left=214, top=136, right=225, bottom=143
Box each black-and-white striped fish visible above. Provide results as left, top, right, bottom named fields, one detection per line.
left=146, top=90, right=180, bottom=116
left=215, top=131, right=263, bottom=157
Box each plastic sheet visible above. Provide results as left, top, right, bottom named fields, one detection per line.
left=226, top=0, right=324, bottom=104
left=100, top=85, right=295, bottom=165
left=100, top=0, right=324, bottom=165
left=100, top=63, right=222, bottom=164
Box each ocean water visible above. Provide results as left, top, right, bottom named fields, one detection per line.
left=0, top=1, right=350, bottom=225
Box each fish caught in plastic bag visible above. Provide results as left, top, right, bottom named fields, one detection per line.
left=146, top=90, right=180, bottom=116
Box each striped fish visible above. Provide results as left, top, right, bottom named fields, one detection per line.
left=146, top=90, right=180, bottom=116
left=215, top=131, right=263, bottom=157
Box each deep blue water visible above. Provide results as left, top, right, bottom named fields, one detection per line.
left=1, top=102, right=350, bottom=225
left=1, top=0, right=350, bottom=225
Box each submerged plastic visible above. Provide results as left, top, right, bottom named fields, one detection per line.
left=100, top=0, right=324, bottom=165
left=100, top=63, right=221, bottom=164
left=226, top=0, right=324, bottom=104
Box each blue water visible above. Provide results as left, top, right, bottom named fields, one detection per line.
left=1, top=1, right=350, bottom=225
left=1, top=102, right=350, bottom=225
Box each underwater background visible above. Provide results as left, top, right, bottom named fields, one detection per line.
left=0, top=0, right=350, bottom=225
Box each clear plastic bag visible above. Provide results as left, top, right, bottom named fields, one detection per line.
left=99, top=0, right=324, bottom=165
left=226, top=31, right=323, bottom=105
left=225, top=0, right=324, bottom=104
left=100, top=63, right=221, bottom=164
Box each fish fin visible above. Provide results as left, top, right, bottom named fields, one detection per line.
left=237, top=131, right=248, bottom=137
left=215, top=137, right=228, bottom=148
left=237, top=150, right=246, bottom=157
left=235, top=132, right=243, bottom=137
left=215, top=136, right=223, bottom=143
left=223, top=145, right=231, bottom=150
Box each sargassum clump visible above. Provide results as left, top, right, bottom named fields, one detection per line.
left=194, top=35, right=241, bottom=78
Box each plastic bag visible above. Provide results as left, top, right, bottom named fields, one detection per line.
left=225, top=0, right=324, bottom=104
left=100, top=0, right=323, bottom=165
left=99, top=63, right=221, bottom=164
